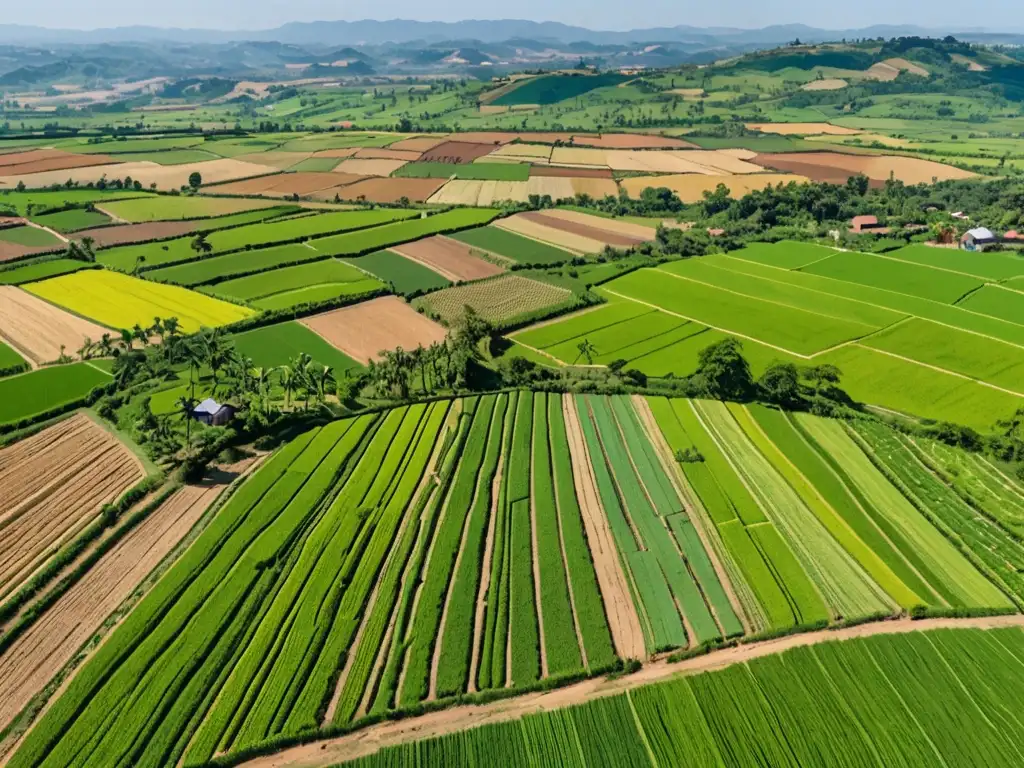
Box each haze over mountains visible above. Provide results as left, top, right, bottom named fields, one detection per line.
left=1, top=20, right=1021, bottom=47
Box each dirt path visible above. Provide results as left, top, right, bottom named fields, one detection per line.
left=562, top=396, right=645, bottom=661
left=23, top=220, right=68, bottom=244
left=92, top=206, right=127, bottom=225
left=235, top=614, right=1024, bottom=768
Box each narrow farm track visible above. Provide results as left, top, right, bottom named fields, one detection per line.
left=235, top=615, right=1024, bottom=768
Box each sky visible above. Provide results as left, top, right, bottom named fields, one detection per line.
left=0, top=0, right=1012, bottom=32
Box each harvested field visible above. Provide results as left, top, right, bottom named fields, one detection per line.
left=299, top=295, right=447, bottom=363
left=746, top=122, right=862, bottom=136
left=495, top=214, right=606, bottom=254
left=387, top=136, right=450, bottom=152
left=719, top=148, right=760, bottom=160
left=621, top=173, right=809, bottom=201
left=755, top=152, right=976, bottom=184
left=391, top=236, right=505, bottom=282
left=232, top=151, right=313, bottom=170
left=670, top=150, right=765, bottom=174
left=530, top=165, right=613, bottom=178
left=414, top=274, right=571, bottom=326
left=0, top=286, right=112, bottom=364
left=324, top=177, right=445, bottom=203
left=575, top=134, right=696, bottom=149
left=537, top=210, right=655, bottom=242
left=0, top=150, right=119, bottom=176
left=870, top=57, right=929, bottom=79
left=801, top=78, right=849, bottom=90
left=522, top=211, right=647, bottom=247
left=100, top=195, right=281, bottom=223
left=420, top=141, right=498, bottom=163
left=73, top=220, right=204, bottom=248
left=427, top=177, right=577, bottom=206
left=549, top=147, right=611, bottom=167
left=570, top=178, right=620, bottom=198
left=0, top=240, right=60, bottom=264
left=333, top=158, right=409, bottom=177
left=311, top=148, right=361, bottom=159
left=445, top=132, right=517, bottom=145
left=0, top=159, right=277, bottom=191
left=207, top=172, right=353, bottom=197
left=607, top=150, right=718, bottom=174
left=0, top=414, right=144, bottom=609
left=0, top=469, right=245, bottom=735
left=352, top=148, right=423, bottom=162
left=488, top=144, right=553, bottom=161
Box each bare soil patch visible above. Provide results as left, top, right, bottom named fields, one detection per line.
left=300, top=296, right=447, bottom=363
left=606, top=150, right=718, bottom=174
left=755, top=151, right=975, bottom=184
left=235, top=614, right=1024, bottom=768
left=447, top=132, right=518, bottom=145
left=334, top=158, right=409, bottom=177
left=801, top=78, right=849, bottom=91
left=523, top=211, right=647, bottom=247
left=495, top=214, right=607, bottom=254
left=531, top=165, right=612, bottom=179
left=0, top=151, right=119, bottom=176
left=420, top=142, right=497, bottom=164
left=672, top=150, right=766, bottom=174
left=209, top=172, right=351, bottom=197
left=575, top=134, right=696, bottom=149
left=312, top=148, right=361, bottom=159
left=387, top=136, right=451, bottom=152
left=0, top=286, right=112, bottom=363
left=746, top=122, right=861, bottom=136
left=353, top=148, right=423, bottom=162
left=75, top=219, right=203, bottom=248
left=392, top=236, right=505, bottom=283
left=0, top=414, right=143, bottom=607
left=0, top=159, right=276, bottom=192
left=536, top=210, right=655, bottom=242
left=325, top=177, right=444, bottom=204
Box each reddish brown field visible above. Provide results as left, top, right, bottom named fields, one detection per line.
left=75, top=220, right=204, bottom=248
left=324, top=177, right=445, bottom=203
left=0, top=286, right=112, bottom=364
left=420, top=142, right=498, bottom=163
left=522, top=211, right=646, bottom=247
left=208, top=172, right=356, bottom=197
left=539, top=209, right=655, bottom=241
left=353, top=148, right=423, bottom=162
left=391, top=235, right=505, bottom=282
left=387, top=136, right=450, bottom=152
left=0, top=152, right=120, bottom=176
left=754, top=151, right=975, bottom=184
left=0, top=414, right=144, bottom=608
left=300, top=296, right=448, bottom=363
left=446, top=132, right=517, bottom=145
left=0, top=460, right=257, bottom=737
left=530, top=165, right=613, bottom=179
left=573, top=134, right=697, bottom=149
left=0, top=242, right=58, bottom=263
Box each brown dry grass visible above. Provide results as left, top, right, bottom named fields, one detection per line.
left=488, top=144, right=553, bottom=161
left=575, top=134, right=696, bottom=149
left=670, top=150, right=765, bottom=174
left=620, top=173, right=808, bottom=202
left=232, top=151, right=313, bottom=170
left=568, top=177, right=619, bottom=198
left=326, top=177, right=444, bottom=203
left=313, top=148, right=362, bottom=159
left=208, top=171, right=355, bottom=197
left=0, top=159, right=276, bottom=191
left=0, top=414, right=143, bottom=608
left=391, top=236, right=505, bottom=282
left=387, top=136, right=450, bottom=152
left=333, top=158, right=409, bottom=177
left=607, top=150, right=719, bottom=174
left=800, top=78, right=849, bottom=91
left=531, top=166, right=613, bottom=179
left=420, top=142, right=500, bottom=163
left=300, top=296, right=447, bottom=363
left=745, top=122, right=861, bottom=136
left=0, top=287, right=112, bottom=363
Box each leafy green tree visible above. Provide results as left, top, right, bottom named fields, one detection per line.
left=692, top=338, right=753, bottom=400
left=758, top=362, right=801, bottom=407
left=188, top=171, right=203, bottom=189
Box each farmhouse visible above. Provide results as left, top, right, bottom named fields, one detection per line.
left=960, top=227, right=998, bottom=251
left=1003, top=230, right=1024, bottom=247
left=849, top=214, right=889, bottom=234
left=191, top=398, right=236, bottom=426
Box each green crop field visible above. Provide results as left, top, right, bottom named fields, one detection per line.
left=341, top=250, right=451, bottom=295
left=729, top=240, right=839, bottom=269
left=0, top=363, right=110, bottom=426
left=449, top=226, right=573, bottom=266
left=414, top=275, right=573, bottom=327
left=0, top=190, right=151, bottom=215
left=336, top=628, right=1024, bottom=768
left=886, top=243, right=1024, bottom=281
left=491, top=73, right=632, bottom=105
left=202, top=259, right=383, bottom=305
left=0, top=340, right=27, bottom=376
left=231, top=320, right=363, bottom=373
left=30, top=208, right=111, bottom=233
left=0, top=259, right=91, bottom=285
left=394, top=162, right=530, bottom=181
left=101, top=195, right=284, bottom=222
left=0, top=225, right=63, bottom=248
left=957, top=285, right=1024, bottom=325
left=148, top=208, right=497, bottom=286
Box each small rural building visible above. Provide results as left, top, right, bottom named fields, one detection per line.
left=961, top=227, right=998, bottom=252
left=951, top=211, right=970, bottom=220
left=1003, top=230, right=1024, bottom=247
left=849, top=215, right=889, bottom=234
left=707, top=228, right=726, bottom=237
left=191, top=398, right=236, bottom=426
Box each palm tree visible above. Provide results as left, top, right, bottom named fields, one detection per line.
left=313, top=365, right=335, bottom=407
left=575, top=338, right=598, bottom=365
left=279, top=365, right=297, bottom=411
left=177, top=395, right=197, bottom=453
left=149, top=317, right=165, bottom=345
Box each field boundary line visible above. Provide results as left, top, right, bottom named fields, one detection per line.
left=850, top=343, right=1024, bottom=398
left=232, top=614, right=1024, bottom=768
left=599, top=288, right=812, bottom=359
left=653, top=267, right=883, bottom=329
left=864, top=249, right=998, bottom=282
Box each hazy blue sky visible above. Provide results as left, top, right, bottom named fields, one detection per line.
left=2, top=0, right=1013, bottom=32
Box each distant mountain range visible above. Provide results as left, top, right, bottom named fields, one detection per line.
left=1, top=20, right=1022, bottom=47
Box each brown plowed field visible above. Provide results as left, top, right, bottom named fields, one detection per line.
left=495, top=215, right=606, bottom=254
left=0, top=286, right=112, bottom=363
left=300, top=296, right=448, bottom=363
left=0, top=150, right=119, bottom=176
left=754, top=151, right=975, bottom=184
left=0, top=159, right=277, bottom=191
left=522, top=211, right=645, bottom=248
left=419, top=142, right=497, bottom=164
left=387, top=136, right=450, bottom=152
left=391, top=236, right=505, bottom=282
left=530, top=165, right=613, bottom=179
left=312, top=148, right=361, bottom=159
left=573, top=134, right=697, bottom=149
left=324, top=177, right=445, bottom=203
left=746, top=122, right=861, bottom=136
left=538, top=210, right=655, bottom=241
left=208, top=172, right=353, bottom=197
left=0, top=477, right=230, bottom=734
left=75, top=219, right=204, bottom=248
left=353, top=148, right=423, bottom=162
left=445, top=132, right=517, bottom=145
left=0, top=242, right=57, bottom=263
left=0, top=414, right=144, bottom=605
